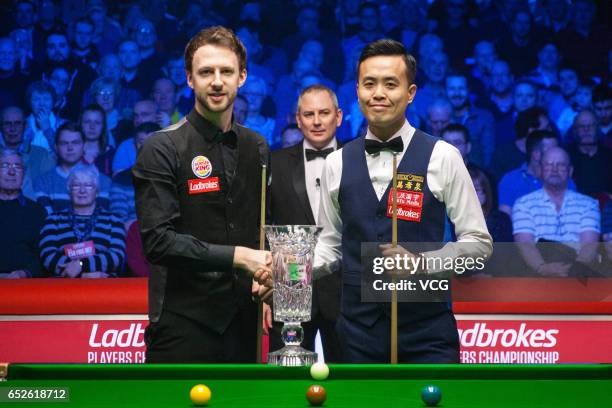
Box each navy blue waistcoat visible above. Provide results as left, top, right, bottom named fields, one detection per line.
left=339, top=129, right=450, bottom=325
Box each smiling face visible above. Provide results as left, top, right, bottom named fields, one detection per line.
left=69, top=173, right=98, bottom=208
left=297, top=89, right=343, bottom=150
left=446, top=75, right=469, bottom=110
left=187, top=44, right=246, bottom=116
left=357, top=55, right=416, bottom=138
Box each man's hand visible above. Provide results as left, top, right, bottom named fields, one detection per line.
left=81, top=272, right=110, bottom=278
left=156, top=112, right=171, bottom=128
left=379, top=243, right=425, bottom=276
left=262, top=303, right=273, bottom=335
left=234, top=246, right=272, bottom=286
left=59, top=260, right=82, bottom=278
left=537, top=262, right=571, bottom=277
left=251, top=280, right=273, bottom=303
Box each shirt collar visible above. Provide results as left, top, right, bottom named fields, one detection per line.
left=187, top=108, right=238, bottom=143
left=365, top=120, right=415, bottom=153
left=303, top=137, right=337, bottom=152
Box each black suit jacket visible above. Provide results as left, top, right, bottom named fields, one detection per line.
left=269, top=141, right=341, bottom=321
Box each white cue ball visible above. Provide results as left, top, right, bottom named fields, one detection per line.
left=310, top=362, right=329, bottom=381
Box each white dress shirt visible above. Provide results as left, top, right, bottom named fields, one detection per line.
left=314, top=120, right=492, bottom=274
left=303, top=138, right=338, bottom=222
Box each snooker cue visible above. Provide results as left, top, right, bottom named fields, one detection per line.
left=391, top=154, right=398, bottom=364
left=256, top=164, right=267, bottom=363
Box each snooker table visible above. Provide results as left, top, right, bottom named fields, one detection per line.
left=1, top=364, right=610, bottom=407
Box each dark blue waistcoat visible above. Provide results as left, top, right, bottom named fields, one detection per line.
left=339, top=129, right=451, bottom=326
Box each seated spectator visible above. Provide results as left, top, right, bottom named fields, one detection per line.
left=592, top=84, right=612, bottom=148
left=466, top=40, right=497, bottom=101
left=25, top=81, right=62, bottom=152
left=513, top=147, right=600, bottom=276
left=280, top=6, right=345, bottom=85
left=46, top=65, right=77, bottom=121
left=442, top=124, right=476, bottom=169
left=39, top=165, right=125, bottom=278
left=479, top=60, right=513, bottom=117
left=412, top=51, right=449, bottom=124
left=491, top=106, right=554, bottom=181
left=0, top=106, right=54, bottom=197
left=90, top=77, right=121, bottom=134
left=80, top=104, right=114, bottom=176
left=342, top=3, right=385, bottom=71
left=425, top=99, right=452, bottom=137
left=151, top=78, right=182, bottom=125
left=39, top=30, right=96, bottom=115
left=470, top=167, right=512, bottom=242
left=110, top=122, right=159, bottom=224
left=86, top=0, right=122, bottom=57
left=91, top=53, right=141, bottom=120
left=132, top=19, right=166, bottom=79
left=70, top=16, right=99, bottom=69
left=125, top=219, right=151, bottom=277
left=567, top=110, right=612, bottom=196
left=112, top=100, right=163, bottom=174
left=118, top=39, right=156, bottom=97
left=557, top=82, right=593, bottom=137
left=233, top=94, right=248, bottom=125
left=498, top=129, right=563, bottom=215
left=242, top=75, right=276, bottom=147
left=497, top=80, right=539, bottom=145
left=164, top=54, right=193, bottom=116
left=445, top=73, right=495, bottom=168
left=547, top=66, right=579, bottom=124
left=525, top=42, right=561, bottom=104
left=34, top=122, right=111, bottom=213
left=496, top=8, right=544, bottom=77
left=0, top=37, right=31, bottom=110
left=0, top=149, right=47, bottom=278
left=281, top=123, right=303, bottom=148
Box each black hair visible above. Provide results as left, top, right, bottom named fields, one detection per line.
left=442, top=123, right=470, bottom=143
left=358, top=39, right=417, bottom=84
left=526, top=129, right=558, bottom=161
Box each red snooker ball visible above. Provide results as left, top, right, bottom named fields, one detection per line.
left=306, top=384, right=327, bottom=406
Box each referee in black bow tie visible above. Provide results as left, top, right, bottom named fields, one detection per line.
left=267, top=84, right=344, bottom=363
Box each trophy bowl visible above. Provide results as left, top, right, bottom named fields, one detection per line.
left=265, top=225, right=322, bottom=366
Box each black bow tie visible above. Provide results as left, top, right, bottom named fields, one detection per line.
left=305, top=148, right=334, bottom=161
left=364, top=137, right=404, bottom=155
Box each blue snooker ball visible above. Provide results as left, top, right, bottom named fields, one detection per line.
left=421, top=385, right=442, bottom=407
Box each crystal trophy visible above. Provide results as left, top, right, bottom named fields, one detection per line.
left=265, top=225, right=322, bottom=366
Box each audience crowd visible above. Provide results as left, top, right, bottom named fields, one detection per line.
left=0, top=0, right=611, bottom=278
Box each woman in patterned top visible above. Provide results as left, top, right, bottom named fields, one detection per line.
left=39, top=164, right=125, bottom=277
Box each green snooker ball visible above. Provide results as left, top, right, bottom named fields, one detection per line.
left=421, top=385, right=442, bottom=407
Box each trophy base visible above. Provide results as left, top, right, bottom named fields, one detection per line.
left=267, top=346, right=317, bottom=367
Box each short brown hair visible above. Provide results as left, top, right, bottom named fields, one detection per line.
left=184, top=26, right=247, bottom=74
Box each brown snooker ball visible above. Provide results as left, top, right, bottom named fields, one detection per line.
left=306, top=384, right=327, bottom=406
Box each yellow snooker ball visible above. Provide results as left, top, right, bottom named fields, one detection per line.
left=190, top=384, right=211, bottom=406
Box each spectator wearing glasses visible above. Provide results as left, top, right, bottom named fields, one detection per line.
left=513, top=146, right=600, bottom=276
left=0, top=148, right=47, bottom=278
left=0, top=106, right=54, bottom=197
left=39, top=164, right=125, bottom=278
left=34, top=122, right=111, bottom=214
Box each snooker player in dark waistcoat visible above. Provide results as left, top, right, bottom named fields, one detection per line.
left=133, top=27, right=272, bottom=363
left=268, top=84, right=343, bottom=362
left=313, top=40, right=492, bottom=363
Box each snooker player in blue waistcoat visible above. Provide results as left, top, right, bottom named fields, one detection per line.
left=313, top=39, right=493, bottom=363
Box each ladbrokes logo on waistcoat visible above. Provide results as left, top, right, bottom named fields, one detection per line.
left=188, top=178, right=220, bottom=194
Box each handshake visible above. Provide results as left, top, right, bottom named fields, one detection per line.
left=233, top=247, right=274, bottom=302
